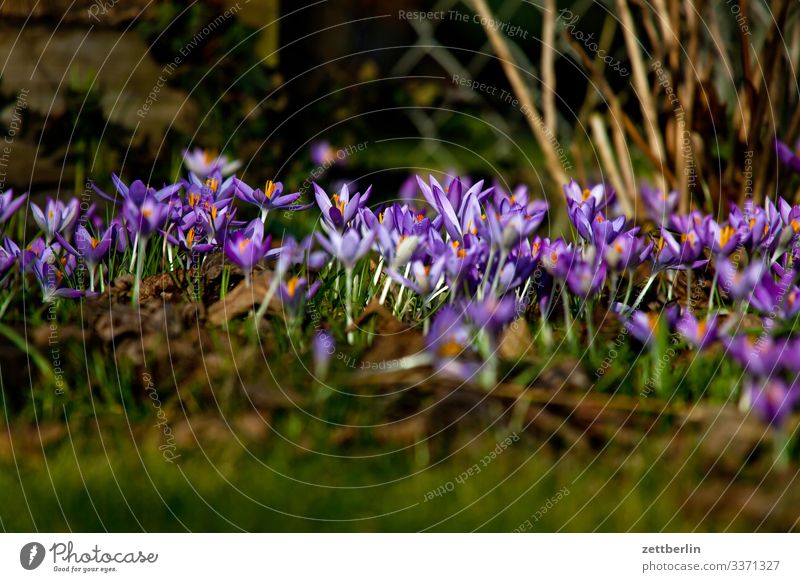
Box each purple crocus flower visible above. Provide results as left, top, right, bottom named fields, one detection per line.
left=734, top=202, right=780, bottom=252
left=492, top=184, right=547, bottom=221
left=589, top=212, right=627, bottom=248
left=716, top=259, right=768, bottom=301
left=123, top=195, right=170, bottom=239
left=314, top=227, right=375, bottom=270
left=278, top=276, right=320, bottom=312
left=540, top=238, right=574, bottom=279
left=184, top=173, right=236, bottom=209
left=778, top=197, right=800, bottom=234
left=56, top=225, right=114, bottom=268
left=744, top=267, right=798, bottom=318
left=723, top=335, right=788, bottom=377
left=165, top=225, right=216, bottom=255
left=617, top=304, right=679, bottom=346
left=387, top=255, right=445, bottom=296
left=564, top=181, right=607, bottom=212
left=747, top=376, right=799, bottom=426
left=182, top=148, right=241, bottom=178
left=234, top=179, right=306, bottom=221
left=565, top=251, right=607, bottom=299
left=416, top=175, right=492, bottom=216
left=93, top=175, right=182, bottom=206
left=0, top=189, right=27, bottom=227
left=195, top=201, right=237, bottom=244
left=278, top=274, right=305, bottom=308
left=775, top=138, right=800, bottom=174
left=223, top=218, right=273, bottom=285
left=484, top=208, right=544, bottom=251
left=30, top=197, right=79, bottom=243
left=640, top=183, right=678, bottom=225
left=466, top=295, right=518, bottom=334
left=426, top=306, right=479, bottom=381
left=704, top=219, right=742, bottom=256
left=564, top=181, right=602, bottom=240
left=30, top=257, right=84, bottom=302
left=604, top=229, right=652, bottom=272
left=676, top=311, right=719, bottom=348
left=0, top=240, right=16, bottom=281
left=652, top=228, right=706, bottom=271
left=55, top=225, right=115, bottom=291
left=310, top=141, right=338, bottom=166
left=314, top=183, right=368, bottom=231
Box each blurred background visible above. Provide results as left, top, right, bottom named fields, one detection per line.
left=3, top=0, right=799, bottom=227
left=3, top=0, right=795, bottom=225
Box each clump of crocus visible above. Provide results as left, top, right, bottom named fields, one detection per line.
left=123, top=194, right=171, bottom=302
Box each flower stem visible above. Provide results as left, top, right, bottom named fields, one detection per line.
left=254, top=273, right=280, bottom=323
left=132, top=236, right=147, bottom=303
left=622, top=272, right=634, bottom=306
left=584, top=301, right=596, bottom=355
left=631, top=273, right=657, bottom=311
left=562, top=285, right=575, bottom=346
left=379, top=277, right=392, bottom=305
left=707, top=269, right=719, bottom=313
left=345, top=266, right=354, bottom=345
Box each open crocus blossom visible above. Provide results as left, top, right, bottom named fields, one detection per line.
left=123, top=195, right=170, bottom=239
left=183, top=148, right=242, bottom=178
left=56, top=225, right=115, bottom=291
left=93, top=175, right=182, bottom=206
left=676, top=311, right=719, bottom=349
left=616, top=304, right=679, bottom=346
left=314, top=183, right=368, bottom=231
left=224, top=219, right=273, bottom=286
left=30, top=257, right=84, bottom=302
left=747, top=377, right=800, bottom=426
left=234, top=178, right=305, bottom=221
left=603, top=229, right=651, bottom=272
left=314, top=228, right=375, bottom=271
left=705, top=219, right=743, bottom=256
left=31, top=197, right=79, bottom=243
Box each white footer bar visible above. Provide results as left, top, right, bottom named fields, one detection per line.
left=1, top=534, right=797, bottom=580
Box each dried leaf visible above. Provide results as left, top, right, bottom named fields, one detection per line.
left=206, top=272, right=282, bottom=326
left=498, top=319, right=534, bottom=361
